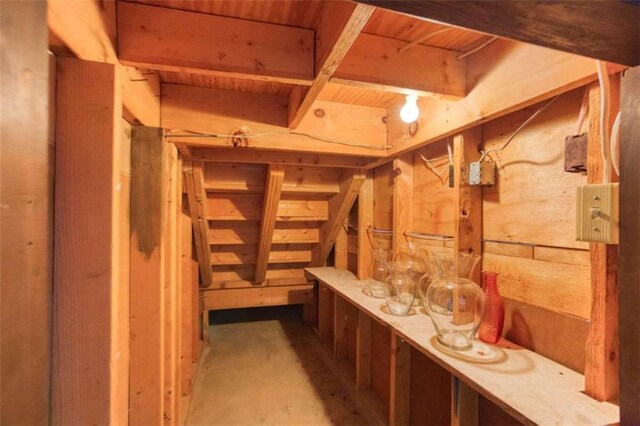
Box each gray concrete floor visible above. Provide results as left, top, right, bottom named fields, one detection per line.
left=185, top=306, right=378, bottom=426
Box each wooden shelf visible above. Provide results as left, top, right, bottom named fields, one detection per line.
left=305, top=267, right=619, bottom=426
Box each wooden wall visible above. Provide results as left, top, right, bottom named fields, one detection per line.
left=0, top=2, right=52, bottom=424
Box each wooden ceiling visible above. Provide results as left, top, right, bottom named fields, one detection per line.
left=121, top=0, right=488, bottom=109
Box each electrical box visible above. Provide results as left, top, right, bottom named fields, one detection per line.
left=468, top=161, right=496, bottom=186
left=576, top=183, right=619, bottom=244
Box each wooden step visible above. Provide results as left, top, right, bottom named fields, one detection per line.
left=210, top=244, right=312, bottom=265
left=208, top=221, right=320, bottom=245
left=207, top=193, right=328, bottom=221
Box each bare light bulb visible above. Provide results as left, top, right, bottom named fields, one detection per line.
left=400, top=95, right=420, bottom=123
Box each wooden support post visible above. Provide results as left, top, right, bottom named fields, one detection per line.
left=334, top=296, right=349, bottom=359
left=130, top=126, right=166, bottom=426
left=619, top=65, right=640, bottom=424
left=1, top=2, right=51, bottom=424
left=358, top=171, right=374, bottom=279
left=53, top=58, right=128, bottom=425
left=180, top=207, right=194, bottom=396
left=312, top=170, right=366, bottom=266
left=451, top=377, right=479, bottom=426
left=318, top=283, right=335, bottom=349
left=390, top=331, right=411, bottom=426
left=184, top=162, right=213, bottom=287
left=255, top=165, right=285, bottom=283
left=356, top=311, right=372, bottom=390
left=451, top=128, right=482, bottom=424
left=392, top=154, right=413, bottom=258
left=453, top=128, right=483, bottom=282
left=585, top=79, right=620, bottom=402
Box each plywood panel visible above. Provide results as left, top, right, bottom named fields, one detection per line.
left=371, top=321, right=391, bottom=413
left=483, top=253, right=590, bottom=319
left=413, top=139, right=455, bottom=236
left=410, top=348, right=451, bottom=426
left=130, top=0, right=322, bottom=29
left=0, top=2, right=51, bottom=423
left=482, top=88, right=589, bottom=249
left=502, top=298, right=589, bottom=374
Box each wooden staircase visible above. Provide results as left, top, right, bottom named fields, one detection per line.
left=184, top=161, right=364, bottom=314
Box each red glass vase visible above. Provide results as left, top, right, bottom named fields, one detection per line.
left=478, top=271, right=504, bottom=344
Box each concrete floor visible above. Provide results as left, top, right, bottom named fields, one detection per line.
left=185, top=306, right=379, bottom=426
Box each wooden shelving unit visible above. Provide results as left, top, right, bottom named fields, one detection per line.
left=306, top=267, right=620, bottom=426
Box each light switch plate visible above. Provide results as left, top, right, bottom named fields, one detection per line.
left=576, top=183, right=619, bottom=243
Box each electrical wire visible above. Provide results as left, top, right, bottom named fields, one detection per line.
left=479, top=95, right=560, bottom=162
left=398, top=27, right=454, bottom=54
left=165, top=128, right=392, bottom=151
left=596, top=60, right=612, bottom=183
left=457, top=36, right=499, bottom=60
left=573, top=87, right=590, bottom=135
left=611, top=111, right=621, bottom=176
left=418, top=152, right=451, bottom=185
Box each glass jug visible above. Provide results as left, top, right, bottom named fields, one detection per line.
left=368, top=248, right=390, bottom=298
left=384, top=261, right=416, bottom=316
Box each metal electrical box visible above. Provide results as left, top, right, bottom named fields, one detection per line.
left=468, top=161, right=496, bottom=186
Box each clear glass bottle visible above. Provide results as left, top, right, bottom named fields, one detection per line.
left=384, top=261, right=416, bottom=316
left=368, top=247, right=390, bottom=298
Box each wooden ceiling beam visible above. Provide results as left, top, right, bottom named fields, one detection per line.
left=118, top=2, right=314, bottom=86
left=288, top=2, right=375, bottom=128
left=180, top=146, right=379, bottom=169
left=162, top=83, right=388, bottom=157
left=386, top=39, right=628, bottom=157
left=255, top=165, right=285, bottom=284
left=332, top=32, right=466, bottom=99
left=48, top=0, right=160, bottom=126
left=355, top=0, right=639, bottom=66
left=312, top=170, right=366, bottom=266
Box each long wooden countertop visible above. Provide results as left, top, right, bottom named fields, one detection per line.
left=305, top=267, right=619, bottom=426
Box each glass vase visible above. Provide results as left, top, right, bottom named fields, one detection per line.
left=368, top=247, right=390, bottom=298
left=384, top=261, right=416, bottom=316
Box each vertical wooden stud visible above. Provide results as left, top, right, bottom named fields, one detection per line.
left=358, top=171, right=374, bottom=279
left=334, top=296, right=349, bottom=359
left=181, top=205, right=194, bottom=396
left=392, top=154, right=413, bottom=258
left=130, top=126, right=166, bottom=426
left=619, top=65, right=640, bottom=424
left=453, top=128, right=483, bottom=283
left=53, top=58, right=128, bottom=425
left=334, top=225, right=349, bottom=270
left=451, top=128, right=482, bottom=425
left=356, top=311, right=372, bottom=390
left=1, top=2, right=51, bottom=424
left=318, top=283, right=335, bottom=349
left=389, top=331, right=411, bottom=426
left=585, top=79, right=620, bottom=402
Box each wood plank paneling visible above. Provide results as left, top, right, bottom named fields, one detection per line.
left=371, top=321, right=391, bottom=412
left=483, top=253, right=590, bottom=319
left=118, top=2, right=314, bottom=85
left=413, top=140, right=455, bottom=236
left=482, top=89, right=589, bottom=249
left=53, top=58, right=127, bottom=425
left=0, top=2, right=51, bottom=423
left=410, top=348, right=451, bottom=426
left=387, top=39, right=624, bottom=157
